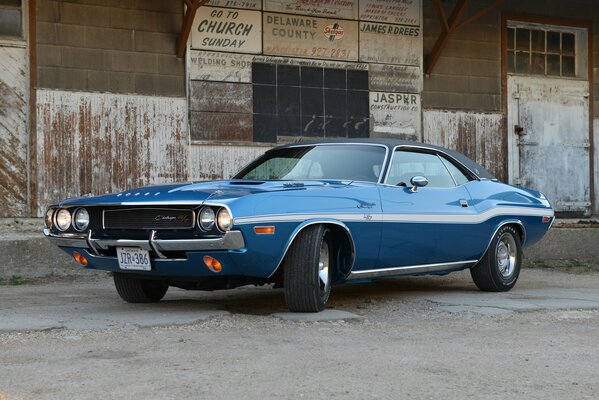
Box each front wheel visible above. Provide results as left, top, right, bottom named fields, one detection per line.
left=470, top=225, right=523, bottom=292
left=284, top=225, right=333, bottom=312
left=113, top=273, right=169, bottom=303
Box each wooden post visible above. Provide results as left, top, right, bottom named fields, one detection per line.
left=176, top=0, right=209, bottom=58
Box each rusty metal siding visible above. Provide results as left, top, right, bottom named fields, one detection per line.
left=0, top=46, right=29, bottom=217
left=36, top=89, right=189, bottom=216
left=423, top=110, right=506, bottom=181
left=189, top=144, right=271, bottom=181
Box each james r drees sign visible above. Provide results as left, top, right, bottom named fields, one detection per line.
left=191, top=6, right=262, bottom=54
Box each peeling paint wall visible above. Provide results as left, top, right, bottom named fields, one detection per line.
left=595, top=119, right=599, bottom=215
left=423, top=110, right=505, bottom=182
left=0, top=46, right=29, bottom=217
left=189, top=144, right=271, bottom=181
left=36, top=90, right=189, bottom=216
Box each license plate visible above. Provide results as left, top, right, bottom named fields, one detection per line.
left=116, top=247, right=151, bottom=271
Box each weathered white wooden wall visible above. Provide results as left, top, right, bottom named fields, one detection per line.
left=36, top=90, right=189, bottom=216
left=0, top=46, right=29, bottom=217
left=189, top=144, right=271, bottom=181
left=423, top=110, right=506, bottom=181
left=595, top=119, right=599, bottom=215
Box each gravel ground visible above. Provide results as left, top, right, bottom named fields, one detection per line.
left=1, top=268, right=598, bottom=399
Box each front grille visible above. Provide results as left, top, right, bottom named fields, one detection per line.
left=103, top=208, right=195, bottom=230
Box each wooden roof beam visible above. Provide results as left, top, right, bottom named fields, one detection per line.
left=176, top=0, right=209, bottom=58
left=425, top=0, right=505, bottom=75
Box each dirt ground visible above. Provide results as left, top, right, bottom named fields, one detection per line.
left=1, top=267, right=598, bottom=399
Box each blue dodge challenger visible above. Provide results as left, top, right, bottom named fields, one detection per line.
left=44, top=140, right=554, bottom=312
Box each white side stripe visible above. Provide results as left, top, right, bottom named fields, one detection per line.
left=234, top=206, right=553, bottom=225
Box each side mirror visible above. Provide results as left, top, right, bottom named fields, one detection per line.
left=410, top=176, right=428, bottom=192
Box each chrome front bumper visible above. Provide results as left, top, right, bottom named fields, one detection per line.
left=43, top=228, right=246, bottom=255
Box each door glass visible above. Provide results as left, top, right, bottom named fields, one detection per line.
left=387, top=151, right=456, bottom=188
left=440, top=157, right=471, bottom=186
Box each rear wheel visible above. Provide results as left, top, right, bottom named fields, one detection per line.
left=113, top=273, right=169, bottom=303
left=471, top=225, right=522, bottom=292
left=284, top=225, right=332, bottom=312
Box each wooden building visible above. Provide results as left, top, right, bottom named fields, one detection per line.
left=0, top=0, right=597, bottom=217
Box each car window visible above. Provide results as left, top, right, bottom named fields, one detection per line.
left=235, top=145, right=386, bottom=182
left=439, top=156, right=471, bottom=186
left=387, top=151, right=456, bottom=188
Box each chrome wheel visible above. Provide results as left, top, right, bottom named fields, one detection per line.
left=496, top=233, right=517, bottom=278
left=318, top=241, right=330, bottom=294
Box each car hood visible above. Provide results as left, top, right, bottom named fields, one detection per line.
left=54, top=180, right=353, bottom=207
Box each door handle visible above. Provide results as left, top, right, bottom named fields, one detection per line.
left=357, top=203, right=376, bottom=209
left=459, top=199, right=469, bottom=208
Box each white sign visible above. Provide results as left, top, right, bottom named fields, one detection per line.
left=370, top=92, right=421, bottom=137
left=263, top=13, right=359, bottom=61
left=264, top=0, right=358, bottom=20
left=189, top=50, right=368, bottom=83
left=207, top=0, right=262, bottom=10
left=369, top=64, right=422, bottom=93
left=191, top=6, right=262, bottom=54
left=360, top=0, right=420, bottom=26
left=359, top=21, right=421, bottom=66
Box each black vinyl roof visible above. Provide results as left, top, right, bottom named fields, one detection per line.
left=275, top=139, right=496, bottom=180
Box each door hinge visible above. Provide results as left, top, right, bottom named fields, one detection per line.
left=512, top=92, right=521, bottom=99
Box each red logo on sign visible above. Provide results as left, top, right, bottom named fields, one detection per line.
left=324, top=23, right=345, bottom=41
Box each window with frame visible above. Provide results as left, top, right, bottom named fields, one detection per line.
left=252, top=63, right=370, bottom=143
left=387, top=151, right=462, bottom=188
left=0, top=0, right=22, bottom=39
left=507, top=25, right=580, bottom=78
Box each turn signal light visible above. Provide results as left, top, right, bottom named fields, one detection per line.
left=254, top=226, right=275, bottom=235
left=203, top=256, right=222, bottom=273
left=72, top=251, right=88, bottom=266
left=542, top=216, right=552, bottom=223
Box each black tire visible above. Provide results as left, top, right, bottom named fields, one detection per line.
left=471, top=225, right=523, bottom=292
left=113, top=273, right=169, bottom=303
left=284, top=225, right=333, bottom=312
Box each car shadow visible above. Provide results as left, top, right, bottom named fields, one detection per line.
left=161, top=272, right=479, bottom=316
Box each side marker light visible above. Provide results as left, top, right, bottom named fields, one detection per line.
left=203, top=256, right=222, bottom=272
left=254, top=226, right=275, bottom=235
left=73, top=251, right=88, bottom=266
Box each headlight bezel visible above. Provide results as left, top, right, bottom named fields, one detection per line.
left=216, top=208, right=233, bottom=232
left=198, top=207, right=216, bottom=231
left=73, top=208, right=90, bottom=232
left=55, top=209, right=72, bottom=232
left=45, top=208, right=55, bottom=228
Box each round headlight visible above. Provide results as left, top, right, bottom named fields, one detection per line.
left=216, top=208, right=232, bottom=232
left=73, top=208, right=90, bottom=231
left=45, top=209, right=54, bottom=228
left=55, top=209, right=72, bottom=231
left=198, top=207, right=215, bottom=231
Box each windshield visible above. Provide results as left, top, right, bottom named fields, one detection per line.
left=234, top=145, right=387, bottom=182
